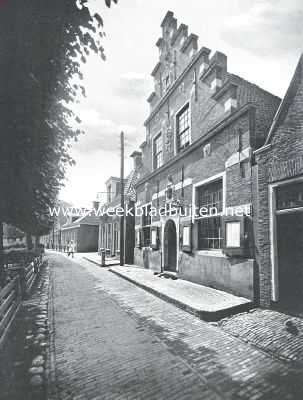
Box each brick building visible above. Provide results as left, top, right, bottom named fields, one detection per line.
left=60, top=214, right=99, bottom=253
left=133, top=11, right=280, bottom=300
left=98, top=151, right=144, bottom=264
left=255, top=54, right=303, bottom=307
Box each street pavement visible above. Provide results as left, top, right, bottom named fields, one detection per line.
left=48, top=252, right=303, bottom=400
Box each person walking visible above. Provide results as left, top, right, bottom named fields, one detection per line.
left=67, top=240, right=75, bottom=258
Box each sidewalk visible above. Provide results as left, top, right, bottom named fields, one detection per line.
left=109, top=266, right=252, bottom=321
left=218, top=308, right=303, bottom=366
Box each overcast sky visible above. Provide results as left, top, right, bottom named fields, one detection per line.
left=59, top=0, right=303, bottom=207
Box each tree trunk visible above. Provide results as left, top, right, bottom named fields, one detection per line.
left=26, top=233, right=33, bottom=250
left=0, top=221, right=5, bottom=286
left=34, top=235, right=40, bottom=251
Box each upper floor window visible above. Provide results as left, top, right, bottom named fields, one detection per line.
left=153, top=133, right=163, bottom=169
left=176, top=103, right=190, bottom=151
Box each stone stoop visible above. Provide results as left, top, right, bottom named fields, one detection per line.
left=109, top=266, right=253, bottom=322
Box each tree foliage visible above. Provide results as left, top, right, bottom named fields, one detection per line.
left=0, top=0, right=117, bottom=236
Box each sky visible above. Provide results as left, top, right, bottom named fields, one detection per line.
left=59, top=0, right=303, bottom=207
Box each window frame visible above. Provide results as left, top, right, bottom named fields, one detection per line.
left=222, top=215, right=247, bottom=257
left=153, top=132, right=163, bottom=170
left=181, top=222, right=192, bottom=253
left=192, top=172, right=226, bottom=251
left=142, top=203, right=152, bottom=247
left=175, top=101, right=191, bottom=153
left=150, top=226, right=159, bottom=250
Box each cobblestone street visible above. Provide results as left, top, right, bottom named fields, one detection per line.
left=48, top=252, right=303, bottom=400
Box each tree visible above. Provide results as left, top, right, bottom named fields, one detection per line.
left=0, top=0, right=117, bottom=283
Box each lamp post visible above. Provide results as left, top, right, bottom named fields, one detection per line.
left=120, top=131, right=125, bottom=266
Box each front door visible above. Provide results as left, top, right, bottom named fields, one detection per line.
left=277, top=212, right=303, bottom=303
left=164, top=220, right=177, bottom=272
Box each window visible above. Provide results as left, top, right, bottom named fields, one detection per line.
left=198, top=179, right=223, bottom=213
left=153, top=133, right=163, bottom=169
left=181, top=223, right=192, bottom=253
left=106, top=224, right=111, bottom=249
left=198, top=217, right=222, bottom=250
left=197, top=179, right=223, bottom=250
left=226, top=221, right=241, bottom=247
left=176, top=103, right=190, bottom=151
left=116, top=182, right=120, bottom=197
left=150, top=226, right=159, bottom=249
left=107, top=184, right=112, bottom=203
left=142, top=204, right=151, bottom=246
left=276, top=182, right=303, bottom=210
left=222, top=216, right=247, bottom=257
left=113, top=222, right=119, bottom=252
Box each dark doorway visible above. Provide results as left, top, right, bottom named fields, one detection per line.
left=164, top=220, right=177, bottom=272
left=277, top=212, right=303, bottom=304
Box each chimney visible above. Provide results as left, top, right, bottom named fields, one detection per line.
left=224, top=84, right=238, bottom=113
left=199, top=48, right=211, bottom=76
left=130, top=151, right=142, bottom=170
left=92, top=200, right=100, bottom=211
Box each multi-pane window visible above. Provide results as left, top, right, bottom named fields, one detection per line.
left=153, top=133, right=163, bottom=169
left=176, top=103, right=190, bottom=151
left=198, top=180, right=223, bottom=213
left=197, top=179, right=223, bottom=250
left=142, top=204, right=151, bottom=246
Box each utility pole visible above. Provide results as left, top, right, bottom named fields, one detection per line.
left=120, top=131, right=125, bottom=266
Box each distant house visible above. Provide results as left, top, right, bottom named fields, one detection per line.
left=61, top=214, right=100, bottom=253
left=255, top=54, right=303, bottom=307
left=40, top=201, right=86, bottom=250
left=98, top=151, right=144, bottom=263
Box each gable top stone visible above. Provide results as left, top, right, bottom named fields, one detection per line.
left=160, top=10, right=174, bottom=28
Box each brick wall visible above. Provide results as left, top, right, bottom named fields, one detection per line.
left=256, top=60, right=303, bottom=306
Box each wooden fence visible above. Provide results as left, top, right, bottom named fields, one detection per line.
left=0, top=250, right=44, bottom=347
left=0, top=277, right=21, bottom=348
left=6, top=253, right=43, bottom=297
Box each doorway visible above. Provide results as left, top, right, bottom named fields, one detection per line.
left=164, top=220, right=177, bottom=272
left=277, top=212, right=303, bottom=304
